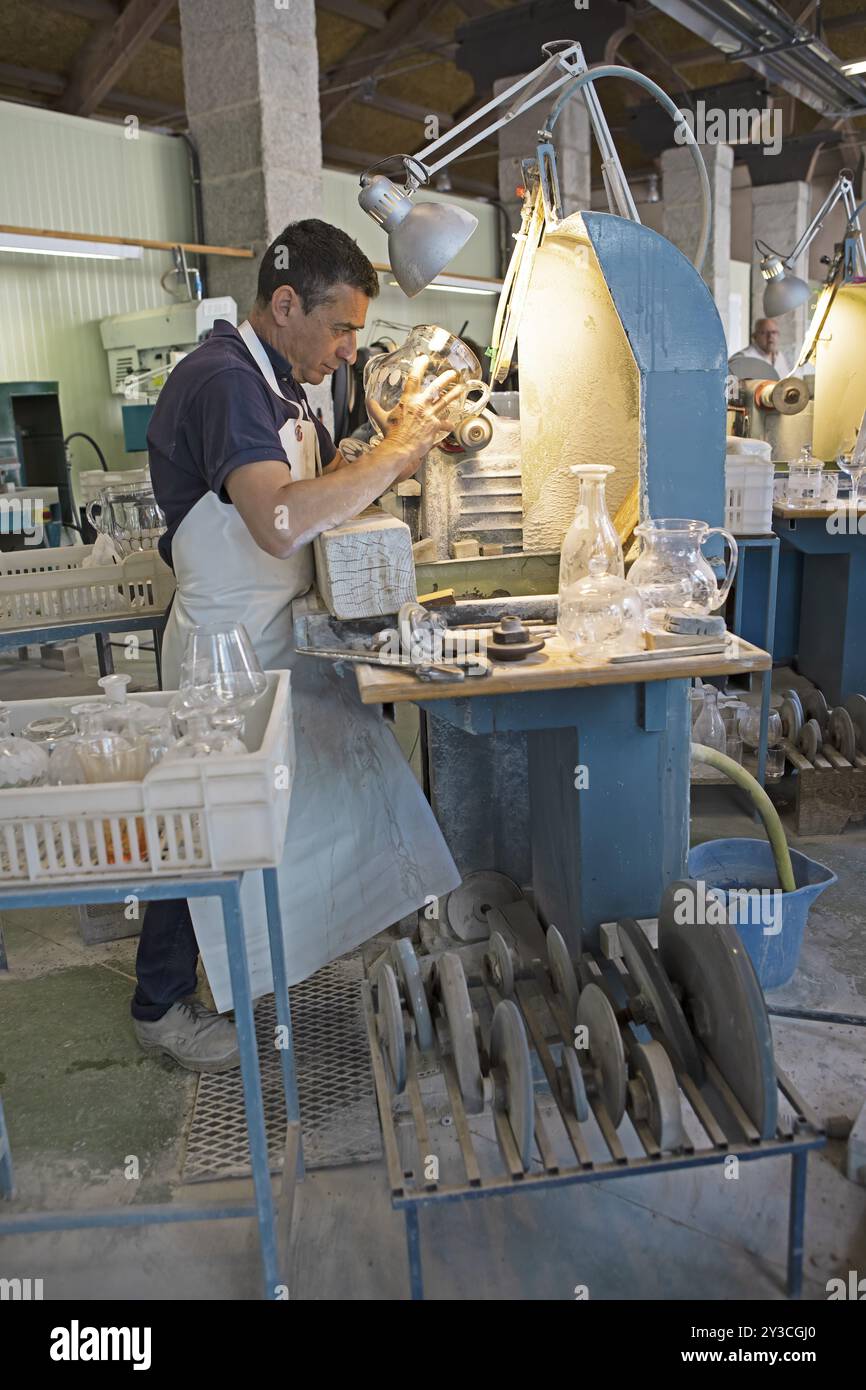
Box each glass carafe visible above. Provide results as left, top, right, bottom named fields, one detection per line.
left=628, top=518, right=738, bottom=615
left=691, top=686, right=726, bottom=780
left=85, top=482, right=165, bottom=555
left=558, top=556, right=644, bottom=659
left=362, top=325, right=491, bottom=444
left=558, top=465, right=624, bottom=602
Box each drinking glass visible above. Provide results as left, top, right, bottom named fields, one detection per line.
left=177, top=623, right=267, bottom=719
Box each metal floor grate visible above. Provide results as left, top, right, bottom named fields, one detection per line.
left=181, top=954, right=382, bottom=1183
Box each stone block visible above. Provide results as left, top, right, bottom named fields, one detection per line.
left=198, top=169, right=270, bottom=246
left=193, top=103, right=264, bottom=182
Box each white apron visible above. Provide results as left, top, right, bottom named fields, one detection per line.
left=161, top=320, right=460, bottom=1012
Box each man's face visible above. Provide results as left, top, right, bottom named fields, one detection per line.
left=754, top=320, right=780, bottom=353
left=272, top=283, right=369, bottom=384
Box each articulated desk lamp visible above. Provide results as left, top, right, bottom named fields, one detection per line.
left=356, top=40, right=711, bottom=383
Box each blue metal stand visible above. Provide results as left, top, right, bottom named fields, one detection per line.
left=0, top=867, right=301, bottom=1300
left=729, top=535, right=780, bottom=785
left=0, top=613, right=167, bottom=684
left=424, top=679, right=691, bottom=954
left=773, top=512, right=866, bottom=704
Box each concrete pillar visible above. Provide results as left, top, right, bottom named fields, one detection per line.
left=662, top=142, right=733, bottom=343
left=179, top=0, right=323, bottom=310
left=496, top=75, right=591, bottom=232
left=750, top=181, right=810, bottom=368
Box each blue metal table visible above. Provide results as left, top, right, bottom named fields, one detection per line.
left=773, top=504, right=866, bottom=705
left=0, top=867, right=301, bottom=1300
left=0, top=612, right=167, bottom=683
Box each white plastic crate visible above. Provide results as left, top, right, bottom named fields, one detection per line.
left=0, top=672, right=293, bottom=883
left=725, top=437, right=774, bottom=535
left=0, top=544, right=174, bottom=631
left=76, top=468, right=150, bottom=510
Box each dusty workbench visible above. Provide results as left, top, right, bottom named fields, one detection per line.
left=353, top=632, right=771, bottom=955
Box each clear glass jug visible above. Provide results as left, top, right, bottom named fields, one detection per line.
left=628, top=518, right=738, bottom=615
left=558, top=465, right=624, bottom=598
left=86, top=482, right=166, bottom=555
left=363, top=325, right=491, bottom=441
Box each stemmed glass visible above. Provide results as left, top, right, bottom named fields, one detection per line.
left=836, top=448, right=866, bottom=512
left=175, top=624, right=267, bottom=735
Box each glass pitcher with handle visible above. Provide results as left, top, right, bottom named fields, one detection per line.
left=363, top=325, right=491, bottom=443
left=86, top=481, right=166, bottom=556
left=628, top=517, right=739, bottom=615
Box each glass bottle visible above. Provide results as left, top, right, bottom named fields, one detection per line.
left=691, top=686, right=726, bottom=781
left=558, top=557, right=644, bottom=659
left=558, top=465, right=624, bottom=602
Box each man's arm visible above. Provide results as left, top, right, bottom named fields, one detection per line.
left=226, top=358, right=462, bottom=558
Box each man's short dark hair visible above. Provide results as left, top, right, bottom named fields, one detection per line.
left=256, top=219, right=380, bottom=313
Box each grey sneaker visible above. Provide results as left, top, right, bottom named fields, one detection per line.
left=133, top=999, right=240, bottom=1073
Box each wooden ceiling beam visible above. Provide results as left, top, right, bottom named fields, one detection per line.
left=29, top=0, right=181, bottom=49
left=58, top=0, right=178, bottom=117
left=320, top=0, right=451, bottom=123
left=0, top=61, right=181, bottom=120
left=317, top=0, right=387, bottom=28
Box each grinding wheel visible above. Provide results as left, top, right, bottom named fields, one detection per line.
left=828, top=706, right=857, bottom=762
left=484, top=930, right=515, bottom=997
left=391, top=938, right=434, bottom=1052
left=546, top=924, right=580, bottom=1026
left=618, top=918, right=704, bottom=1082
left=802, top=687, right=829, bottom=732
left=779, top=690, right=803, bottom=743
left=559, top=1044, right=590, bottom=1122
left=490, top=999, right=535, bottom=1168
left=629, top=1040, right=686, bottom=1151
left=446, top=870, right=522, bottom=943
left=372, top=962, right=407, bottom=1093
left=575, top=982, right=627, bottom=1126
left=844, top=692, right=866, bottom=752
left=799, top=718, right=822, bottom=761
left=658, top=881, right=778, bottom=1139
left=434, top=952, right=485, bottom=1114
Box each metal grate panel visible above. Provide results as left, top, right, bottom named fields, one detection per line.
left=181, top=954, right=381, bottom=1182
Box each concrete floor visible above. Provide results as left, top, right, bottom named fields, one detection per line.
left=0, top=648, right=864, bottom=1300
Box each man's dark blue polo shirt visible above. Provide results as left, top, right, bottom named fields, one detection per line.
left=147, top=319, right=336, bottom=568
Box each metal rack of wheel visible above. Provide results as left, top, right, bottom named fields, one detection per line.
left=363, top=875, right=825, bottom=1301
left=777, top=687, right=866, bottom=835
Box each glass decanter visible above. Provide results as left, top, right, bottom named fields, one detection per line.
left=0, top=730, right=50, bottom=788
left=558, top=465, right=625, bottom=603
left=558, top=557, right=644, bottom=659
left=691, top=686, right=726, bottom=780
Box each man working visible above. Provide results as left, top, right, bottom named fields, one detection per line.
left=134, top=219, right=463, bottom=1071
left=731, top=317, right=791, bottom=377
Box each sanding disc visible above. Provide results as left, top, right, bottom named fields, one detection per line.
left=373, top=961, right=407, bottom=1094
left=828, top=706, right=857, bottom=762
left=779, top=690, right=804, bottom=743
left=559, top=1044, right=590, bottom=1123
left=618, top=918, right=704, bottom=1081
left=799, top=718, right=822, bottom=761
left=658, top=881, right=777, bottom=1140
left=490, top=999, right=535, bottom=1168
left=802, top=687, right=829, bottom=732
left=630, top=1040, right=686, bottom=1151
left=576, top=982, right=627, bottom=1126
left=546, top=924, right=580, bottom=1027
left=391, top=938, right=434, bottom=1052
left=484, top=930, right=515, bottom=998
left=446, top=871, right=523, bottom=942
left=845, top=693, right=866, bottom=752
left=434, top=952, right=485, bottom=1114
left=845, top=692, right=866, bottom=756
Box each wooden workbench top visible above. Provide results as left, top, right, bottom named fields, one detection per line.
left=773, top=501, right=866, bottom=520
left=354, top=633, right=771, bottom=705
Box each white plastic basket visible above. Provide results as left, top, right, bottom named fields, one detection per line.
left=0, top=545, right=174, bottom=631
left=725, top=437, right=774, bottom=535
left=0, top=672, right=293, bottom=883
left=76, top=468, right=150, bottom=510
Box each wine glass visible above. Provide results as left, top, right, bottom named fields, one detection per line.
left=836, top=451, right=866, bottom=511
left=177, top=623, right=267, bottom=722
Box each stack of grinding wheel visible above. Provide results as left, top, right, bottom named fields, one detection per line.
left=779, top=687, right=866, bottom=765
left=370, top=871, right=779, bottom=1172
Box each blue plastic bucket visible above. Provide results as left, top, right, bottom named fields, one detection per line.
left=686, top=838, right=837, bottom=990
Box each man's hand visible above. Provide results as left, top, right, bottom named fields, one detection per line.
left=368, top=355, right=464, bottom=480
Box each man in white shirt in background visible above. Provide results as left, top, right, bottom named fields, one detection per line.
left=733, top=317, right=791, bottom=377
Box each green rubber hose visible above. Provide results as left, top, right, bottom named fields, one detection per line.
left=691, top=743, right=797, bottom=894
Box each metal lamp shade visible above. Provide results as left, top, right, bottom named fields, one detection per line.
left=763, top=268, right=810, bottom=317
left=388, top=202, right=479, bottom=297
